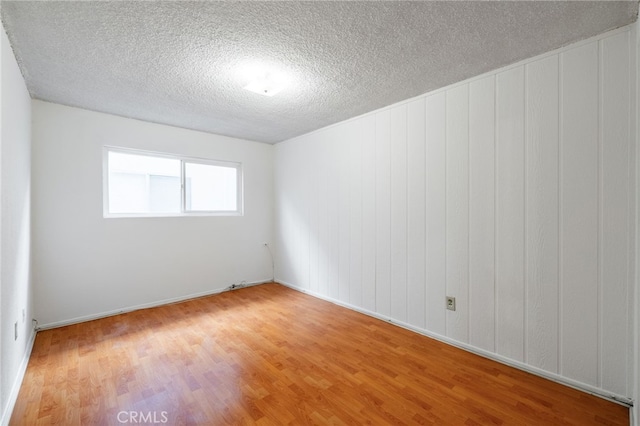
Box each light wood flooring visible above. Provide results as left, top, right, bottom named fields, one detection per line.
left=11, top=283, right=629, bottom=425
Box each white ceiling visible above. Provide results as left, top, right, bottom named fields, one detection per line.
left=1, top=1, right=637, bottom=144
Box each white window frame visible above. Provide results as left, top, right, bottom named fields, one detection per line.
left=103, top=146, right=243, bottom=218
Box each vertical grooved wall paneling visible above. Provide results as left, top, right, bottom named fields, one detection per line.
left=361, top=115, right=377, bottom=312
left=375, top=111, right=391, bottom=316
left=390, top=105, right=408, bottom=322
left=560, top=42, right=599, bottom=386
left=308, top=133, right=320, bottom=295
left=525, top=54, right=559, bottom=373
left=300, top=140, right=311, bottom=290
left=495, top=65, right=525, bottom=362
left=468, top=76, right=496, bottom=352
left=338, top=124, right=351, bottom=301
left=445, top=84, right=470, bottom=343
left=349, top=121, right=363, bottom=307
left=317, top=132, right=329, bottom=296
left=425, top=92, right=447, bottom=335
left=274, top=27, right=635, bottom=398
left=600, top=31, right=631, bottom=396
left=407, top=99, right=427, bottom=329
left=327, top=128, right=340, bottom=300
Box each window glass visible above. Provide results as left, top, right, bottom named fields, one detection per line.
left=108, top=151, right=180, bottom=214
left=105, top=148, right=242, bottom=217
left=185, top=162, right=237, bottom=212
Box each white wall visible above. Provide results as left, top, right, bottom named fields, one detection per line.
left=32, top=101, right=273, bottom=327
left=0, top=23, right=34, bottom=424
left=275, top=26, right=636, bottom=401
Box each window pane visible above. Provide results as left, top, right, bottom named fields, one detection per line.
left=108, top=151, right=180, bottom=214
left=185, top=162, right=237, bottom=211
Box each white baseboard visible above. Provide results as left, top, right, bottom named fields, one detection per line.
left=38, top=279, right=273, bottom=330
left=1, top=329, right=37, bottom=426
left=275, top=279, right=634, bottom=409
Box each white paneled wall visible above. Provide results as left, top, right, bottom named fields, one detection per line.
left=495, top=66, right=526, bottom=363
left=275, top=27, right=635, bottom=399
left=524, top=54, right=559, bottom=373
left=425, top=93, right=447, bottom=336
left=468, top=75, right=495, bottom=353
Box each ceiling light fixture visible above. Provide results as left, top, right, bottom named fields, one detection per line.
left=243, top=70, right=286, bottom=97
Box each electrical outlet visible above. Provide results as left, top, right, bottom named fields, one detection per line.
left=14, top=322, right=18, bottom=340
left=446, top=296, right=456, bottom=311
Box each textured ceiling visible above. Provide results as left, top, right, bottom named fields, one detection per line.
left=1, top=1, right=638, bottom=144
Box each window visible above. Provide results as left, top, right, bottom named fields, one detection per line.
left=104, top=148, right=242, bottom=217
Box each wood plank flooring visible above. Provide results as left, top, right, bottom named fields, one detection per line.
left=11, top=283, right=628, bottom=425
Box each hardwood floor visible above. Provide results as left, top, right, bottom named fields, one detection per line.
left=11, top=283, right=628, bottom=425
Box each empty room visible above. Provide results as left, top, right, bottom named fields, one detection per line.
left=1, top=1, right=639, bottom=425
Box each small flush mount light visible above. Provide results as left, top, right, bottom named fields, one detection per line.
left=243, top=70, right=286, bottom=97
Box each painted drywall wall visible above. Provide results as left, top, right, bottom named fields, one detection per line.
left=32, top=101, right=274, bottom=327
left=0, top=23, right=33, bottom=424
left=275, top=26, right=636, bottom=400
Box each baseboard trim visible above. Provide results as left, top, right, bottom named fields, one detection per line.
left=1, top=328, right=37, bottom=426
left=275, top=279, right=634, bottom=409
left=37, top=279, right=273, bottom=330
